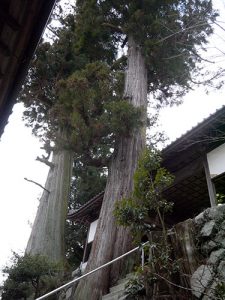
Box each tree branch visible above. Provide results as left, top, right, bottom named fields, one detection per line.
left=36, top=156, right=54, bottom=168
left=102, top=22, right=123, bottom=33
left=190, top=69, right=225, bottom=85
left=24, top=178, right=50, bottom=193
left=156, top=21, right=212, bottom=44
left=214, top=21, right=225, bottom=33
left=46, top=25, right=60, bottom=38
left=85, top=156, right=111, bottom=168
left=153, top=272, right=219, bottom=298
left=40, top=145, right=55, bottom=152
left=190, top=49, right=215, bottom=64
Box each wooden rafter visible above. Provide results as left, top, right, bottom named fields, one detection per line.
left=0, top=6, right=20, bottom=31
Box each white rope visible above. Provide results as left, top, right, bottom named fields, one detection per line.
left=36, top=242, right=149, bottom=300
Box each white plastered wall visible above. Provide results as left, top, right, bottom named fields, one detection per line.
left=207, top=143, right=225, bottom=178
left=87, top=219, right=98, bottom=243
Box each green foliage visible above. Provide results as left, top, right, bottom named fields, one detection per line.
left=2, top=253, right=61, bottom=299
left=1, top=279, right=32, bottom=300
left=20, top=11, right=142, bottom=269
left=75, top=0, right=118, bottom=64
left=19, top=0, right=217, bottom=285
left=56, top=61, right=142, bottom=155
left=70, top=166, right=107, bottom=210
left=114, top=148, right=174, bottom=242
left=21, top=33, right=141, bottom=161
left=133, top=149, right=174, bottom=212
left=81, top=0, right=217, bottom=104
left=214, top=282, right=225, bottom=299
left=20, top=5, right=123, bottom=149
left=125, top=275, right=145, bottom=299
left=216, top=193, right=225, bottom=204
left=21, top=13, right=79, bottom=140
left=114, top=149, right=178, bottom=298
left=115, top=197, right=149, bottom=242
left=65, top=221, right=87, bottom=269
left=101, top=100, right=143, bottom=137
left=125, top=252, right=180, bottom=299
left=65, top=164, right=107, bottom=268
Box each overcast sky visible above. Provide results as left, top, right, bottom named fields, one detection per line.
left=0, top=0, right=225, bottom=284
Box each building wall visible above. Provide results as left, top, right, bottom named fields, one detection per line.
left=87, top=219, right=98, bottom=243
left=207, top=142, right=225, bottom=178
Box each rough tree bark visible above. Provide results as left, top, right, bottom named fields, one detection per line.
left=26, top=147, right=73, bottom=263
left=74, top=36, right=147, bottom=299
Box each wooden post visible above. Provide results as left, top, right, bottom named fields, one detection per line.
left=82, top=226, right=90, bottom=263
left=203, top=156, right=217, bottom=207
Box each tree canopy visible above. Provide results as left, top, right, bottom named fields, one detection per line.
left=73, top=1, right=218, bottom=299
left=20, top=8, right=141, bottom=163
left=19, top=2, right=142, bottom=269
left=76, top=0, right=217, bottom=103
left=14, top=0, right=219, bottom=298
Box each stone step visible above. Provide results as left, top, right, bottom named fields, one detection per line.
left=117, top=273, right=134, bottom=285
left=102, top=280, right=128, bottom=300
left=102, top=274, right=135, bottom=300
left=109, top=281, right=127, bottom=294
left=102, top=273, right=135, bottom=300
left=102, top=289, right=127, bottom=300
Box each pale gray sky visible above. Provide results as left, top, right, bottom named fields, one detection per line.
left=159, top=0, right=225, bottom=140
left=159, top=87, right=225, bottom=142
left=0, top=0, right=225, bottom=284
left=0, top=104, right=49, bottom=283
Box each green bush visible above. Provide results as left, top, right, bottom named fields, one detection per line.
left=2, top=253, right=62, bottom=299
left=114, top=148, right=174, bottom=242
left=114, top=148, right=177, bottom=298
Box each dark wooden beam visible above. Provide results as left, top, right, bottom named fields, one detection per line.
left=0, top=39, right=11, bottom=56
left=0, top=0, right=57, bottom=137
left=170, top=157, right=204, bottom=187
left=82, top=228, right=90, bottom=263
left=0, top=7, right=21, bottom=31
left=203, top=155, right=217, bottom=207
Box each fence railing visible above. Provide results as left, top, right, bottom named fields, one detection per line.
left=36, top=241, right=149, bottom=300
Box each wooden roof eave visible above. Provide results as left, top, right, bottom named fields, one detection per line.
left=0, top=0, right=56, bottom=137
left=163, top=106, right=225, bottom=158
left=68, top=191, right=104, bottom=223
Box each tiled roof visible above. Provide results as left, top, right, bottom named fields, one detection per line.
left=163, top=105, right=225, bottom=154
left=68, top=191, right=104, bottom=223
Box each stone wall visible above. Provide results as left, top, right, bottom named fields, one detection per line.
left=191, top=204, right=225, bottom=299
left=58, top=205, right=225, bottom=299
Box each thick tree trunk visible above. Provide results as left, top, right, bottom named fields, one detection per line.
left=74, top=36, right=147, bottom=299
left=26, top=147, right=73, bottom=263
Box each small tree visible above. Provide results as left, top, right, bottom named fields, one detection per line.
left=115, top=148, right=177, bottom=299
left=115, top=148, right=174, bottom=243
left=2, top=253, right=61, bottom=299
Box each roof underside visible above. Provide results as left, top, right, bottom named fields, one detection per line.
left=163, top=106, right=225, bottom=164
left=68, top=192, right=104, bottom=224
left=69, top=107, right=225, bottom=224
left=162, top=106, right=225, bottom=222
left=0, top=0, right=56, bottom=137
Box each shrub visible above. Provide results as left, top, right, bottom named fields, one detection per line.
left=2, top=253, right=62, bottom=299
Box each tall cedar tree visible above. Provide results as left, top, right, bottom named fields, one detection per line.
left=74, top=1, right=217, bottom=299
left=22, top=15, right=78, bottom=263
left=21, top=9, right=140, bottom=263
